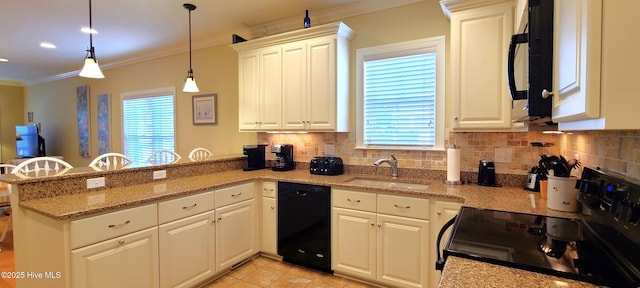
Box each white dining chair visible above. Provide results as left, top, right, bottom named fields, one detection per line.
left=89, top=153, right=133, bottom=171
left=147, top=150, right=182, bottom=165
left=12, top=157, right=73, bottom=179
left=0, top=164, right=16, bottom=248
left=188, top=148, right=213, bottom=161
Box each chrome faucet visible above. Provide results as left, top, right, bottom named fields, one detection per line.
left=374, top=154, right=398, bottom=179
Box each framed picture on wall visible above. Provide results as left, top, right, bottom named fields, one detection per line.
left=192, top=93, right=217, bottom=125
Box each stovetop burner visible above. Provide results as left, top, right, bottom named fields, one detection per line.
left=441, top=167, right=640, bottom=287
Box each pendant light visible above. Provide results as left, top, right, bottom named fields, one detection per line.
left=182, top=3, right=199, bottom=92
left=79, top=0, right=104, bottom=78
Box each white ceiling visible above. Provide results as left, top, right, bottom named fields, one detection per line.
left=0, top=0, right=422, bottom=85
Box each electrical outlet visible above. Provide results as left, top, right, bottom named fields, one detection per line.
left=86, top=177, right=105, bottom=189
left=153, top=170, right=167, bottom=180
left=494, top=148, right=513, bottom=163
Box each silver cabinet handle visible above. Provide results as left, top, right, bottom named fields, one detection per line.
left=108, top=220, right=131, bottom=229
left=347, top=198, right=361, bottom=203
left=263, top=188, right=275, bottom=192
left=231, top=192, right=242, bottom=197
left=394, top=204, right=411, bottom=209
left=182, top=203, right=197, bottom=210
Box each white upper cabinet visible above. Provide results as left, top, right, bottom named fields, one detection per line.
left=553, top=0, right=640, bottom=130
left=442, top=0, right=522, bottom=131
left=232, top=22, right=353, bottom=132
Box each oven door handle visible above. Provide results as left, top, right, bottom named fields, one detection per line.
left=435, top=215, right=458, bottom=271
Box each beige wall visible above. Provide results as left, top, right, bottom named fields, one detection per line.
left=0, top=83, right=25, bottom=162
left=26, top=44, right=255, bottom=167
left=23, top=0, right=446, bottom=168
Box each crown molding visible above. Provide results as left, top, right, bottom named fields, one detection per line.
left=30, top=0, right=422, bottom=85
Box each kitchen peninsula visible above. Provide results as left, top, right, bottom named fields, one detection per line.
left=1, top=156, right=591, bottom=288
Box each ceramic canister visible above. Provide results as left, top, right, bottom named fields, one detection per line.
left=546, top=175, right=580, bottom=212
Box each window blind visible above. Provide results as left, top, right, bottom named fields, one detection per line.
left=122, top=95, right=175, bottom=166
left=363, top=52, right=437, bottom=147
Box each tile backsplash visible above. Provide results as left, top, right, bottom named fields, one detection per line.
left=259, top=130, right=640, bottom=180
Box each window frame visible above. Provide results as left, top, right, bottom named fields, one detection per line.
left=120, top=87, right=177, bottom=166
left=355, top=36, right=446, bottom=151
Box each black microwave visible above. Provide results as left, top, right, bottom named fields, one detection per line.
left=507, top=0, right=555, bottom=126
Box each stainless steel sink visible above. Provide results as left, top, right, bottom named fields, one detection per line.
left=344, top=178, right=430, bottom=190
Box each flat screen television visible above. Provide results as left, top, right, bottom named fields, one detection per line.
left=16, top=124, right=42, bottom=158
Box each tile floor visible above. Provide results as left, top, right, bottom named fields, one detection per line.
left=202, top=257, right=378, bottom=288
left=0, top=215, right=376, bottom=288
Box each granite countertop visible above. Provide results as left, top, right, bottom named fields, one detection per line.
left=439, top=257, right=598, bottom=288
left=17, top=168, right=579, bottom=220
left=14, top=168, right=596, bottom=287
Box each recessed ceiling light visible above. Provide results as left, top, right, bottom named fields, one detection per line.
left=81, top=27, right=97, bottom=34
left=0, top=58, right=8, bottom=62
left=40, top=42, right=56, bottom=49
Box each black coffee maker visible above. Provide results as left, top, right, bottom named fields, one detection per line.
left=243, top=144, right=267, bottom=171
left=271, top=144, right=295, bottom=171
left=478, top=160, right=497, bottom=186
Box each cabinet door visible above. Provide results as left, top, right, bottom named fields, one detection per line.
left=451, top=2, right=514, bottom=129
left=307, top=36, right=337, bottom=130
left=71, top=227, right=159, bottom=288
left=429, top=201, right=462, bottom=288
left=259, top=47, right=283, bottom=130
left=377, top=214, right=430, bottom=288
left=215, top=198, right=256, bottom=270
left=238, top=51, right=261, bottom=130
left=282, top=41, right=308, bottom=130
left=552, top=0, right=602, bottom=123
left=158, top=211, right=215, bottom=288
left=332, top=207, right=377, bottom=281
left=262, top=197, right=277, bottom=255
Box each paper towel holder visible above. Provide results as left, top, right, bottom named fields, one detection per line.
left=444, top=144, right=463, bottom=185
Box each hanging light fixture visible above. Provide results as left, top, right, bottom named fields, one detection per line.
left=79, top=0, right=104, bottom=78
left=182, top=3, right=199, bottom=92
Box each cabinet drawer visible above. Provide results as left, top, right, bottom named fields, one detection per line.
left=70, top=204, right=157, bottom=249
left=377, top=194, right=430, bottom=220
left=215, top=182, right=255, bottom=208
left=333, top=189, right=376, bottom=212
left=262, top=181, right=277, bottom=198
left=158, top=191, right=215, bottom=224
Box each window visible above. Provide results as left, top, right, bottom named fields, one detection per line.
left=356, top=36, right=445, bottom=150
left=121, top=87, right=176, bottom=166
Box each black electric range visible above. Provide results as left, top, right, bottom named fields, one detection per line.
left=437, top=167, right=640, bottom=287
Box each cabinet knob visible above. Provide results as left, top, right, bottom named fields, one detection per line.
left=542, top=89, right=554, bottom=99
left=270, top=206, right=275, bottom=210
left=370, top=222, right=375, bottom=227
left=437, top=210, right=442, bottom=215
left=218, top=217, right=222, bottom=221
left=454, top=116, right=459, bottom=121
left=118, top=239, right=125, bottom=245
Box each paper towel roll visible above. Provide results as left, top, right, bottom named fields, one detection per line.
left=447, top=148, right=461, bottom=182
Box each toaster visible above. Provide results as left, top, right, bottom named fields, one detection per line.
left=310, top=156, right=344, bottom=175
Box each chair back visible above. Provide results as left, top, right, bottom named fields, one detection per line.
left=188, top=148, right=213, bottom=161
left=147, top=150, right=182, bottom=165
left=11, top=157, right=73, bottom=178
left=89, top=153, right=133, bottom=171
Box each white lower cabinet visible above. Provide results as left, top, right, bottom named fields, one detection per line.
left=71, top=227, right=159, bottom=288
left=377, top=214, right=430, bottom=288
left=215, top=198, right=257, bottom=270
left=261, top=197, right=278, bottom=255
left=333, top=208, right=377, bottom=280
left=429, top=201, right=462, bottom=288
left=158, top=211, right=216, bottom=288
left=332, top=190, right=433, bottom=288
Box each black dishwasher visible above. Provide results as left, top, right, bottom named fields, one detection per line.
left=278, top=181, right=331, bottom=273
